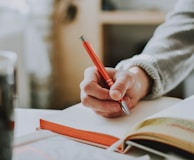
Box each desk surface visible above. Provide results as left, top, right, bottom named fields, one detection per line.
left=14, top=108, right=61, bottom=137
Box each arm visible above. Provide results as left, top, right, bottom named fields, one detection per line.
left=116, top=0, right=194, bottom=98
left=80, top=0, right=194, bottom=117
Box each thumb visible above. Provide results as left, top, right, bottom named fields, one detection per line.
left=109, top=73, right=134, bottom=101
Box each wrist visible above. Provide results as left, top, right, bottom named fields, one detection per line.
left=129, top=66, right=153, bottom=98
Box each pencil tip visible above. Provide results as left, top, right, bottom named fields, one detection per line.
left=80, top=35, right=85, bottom=42
left=121, top=100, right=130, bottom=115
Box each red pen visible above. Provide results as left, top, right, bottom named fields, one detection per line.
left=80, top=35, right=130, bottom=115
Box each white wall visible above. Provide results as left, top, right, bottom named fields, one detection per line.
left=0, top=0, right=54, bottom=108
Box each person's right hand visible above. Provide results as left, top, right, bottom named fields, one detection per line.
left=80, top=66, right=152, bottom=118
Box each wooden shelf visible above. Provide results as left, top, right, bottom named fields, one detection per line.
left=100, top=10, right=166, bottom=25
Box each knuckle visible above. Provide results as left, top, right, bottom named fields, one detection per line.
left=80, top=92, right=89, bottom=106
left=80, top=80, right=92, bottom=93
left=82, top=83, right=92, bottom=93
left=81, top=96, right=90, bottom=106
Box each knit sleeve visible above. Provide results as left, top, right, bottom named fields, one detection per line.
left=116, top=0, right=194, bottom=99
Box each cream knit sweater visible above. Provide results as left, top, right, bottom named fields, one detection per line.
left=116, top=0, right=194, bottom=98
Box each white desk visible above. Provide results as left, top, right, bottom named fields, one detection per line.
left=13, top=108, right=152, bottom=160
left=14, top=108, right=60, bottom=138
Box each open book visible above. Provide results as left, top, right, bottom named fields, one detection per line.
left=39, top=96, right=194, bottom=157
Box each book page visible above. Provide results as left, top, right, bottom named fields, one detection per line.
left=125, top=117, right=194, bottom=154
left=144, top=95, right=194, bottom=121
left=40, top=97, right=181, bottom=139
left=124, top=96, right=194, bottom=154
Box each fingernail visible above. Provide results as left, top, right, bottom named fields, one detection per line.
left=111, top=90, right=122, bottom=100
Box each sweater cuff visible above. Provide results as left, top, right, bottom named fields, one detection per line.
left=115, top=54, right=164, bottom=99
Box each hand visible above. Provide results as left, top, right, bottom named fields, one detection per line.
left=80, top=66, right=152, bottom=118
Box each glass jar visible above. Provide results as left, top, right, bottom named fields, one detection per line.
left=0, top=51, right=17, bottom=160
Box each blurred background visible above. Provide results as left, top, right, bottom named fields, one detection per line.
left=1, top=0, right=193, bottom=110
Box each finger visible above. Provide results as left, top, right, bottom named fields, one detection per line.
left=81, top=92, right=121, bottom=113
left=95, top=110, right=124, bottom=118
left=80, top=67, right=114, bottom=100
left=110, top=71, right=135, bottom=100
left=82, top=68, right=98, bottom=83
left=80, top=79, right=111, bottom=100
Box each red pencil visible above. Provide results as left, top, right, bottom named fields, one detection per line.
left=80, top=35, right=130, bottom=115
